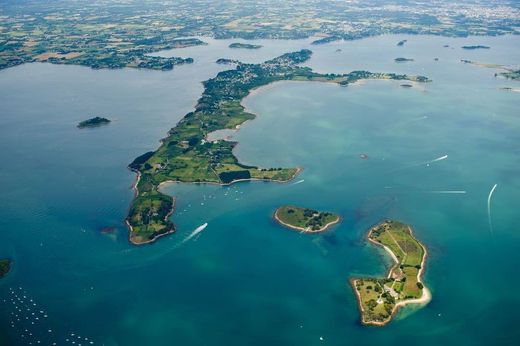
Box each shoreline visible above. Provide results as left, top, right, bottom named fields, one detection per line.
left=126, top=166, right=302, bottom=245
left=273, top=208, right=341, bottom=233
left=157, top=166, right=303, bottom=190
left=126, top=195, right=177, bottom=245
left=351, top=222, right=431, bottom=326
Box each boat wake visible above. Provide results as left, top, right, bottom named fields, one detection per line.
left=182, top=223, right=208, bottom=244
left=292, top=179, right=305, bottom=185
left=392, top=154, right=448, bottom=172
left=487, top=184, right=498, bottom=237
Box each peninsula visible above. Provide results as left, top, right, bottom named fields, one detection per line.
left=126, top=49, right=430, bottom=244
left=351, top=220, right=430, bottom=326
left=274, top=206, right=340, bottom=233
left=0, top=259, right=11, bottom=278
left=229, top=43, right=263, bottom=49
left=77, top=117, right=111, bottom=129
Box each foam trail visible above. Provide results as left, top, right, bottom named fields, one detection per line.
left=428, top=190, right=466, bottom=194
left=487, top=184, right=498, bottom=237
left=430, top=154, right=448, bottom=163
left=392, top=154, right=448, bottom=172
left=182, top=223, right=208, bottom=243
left=292, top=179, right=305, bottom=185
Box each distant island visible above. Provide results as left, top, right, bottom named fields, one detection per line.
left=126, top=49, right=430, bottom=244
left=0, top=259, right=11, bottom=278
left=274, top=206, right=340, bottom=233
left=400, top=83, right=413, bottom=88
left=397, top=40, right=407, bottom=46
left=229, top=43, right=263, bottom=49
left=216, top=58, right=241, bottom=65
left=395, top=57, right=414, bottom=63
left=462, top=45, right=490, bottom=50
left=351, top=220, right=430, bottom=326
left=500, top=69, right=520, bottom=80
left=77, top=117, right=111, bottom=129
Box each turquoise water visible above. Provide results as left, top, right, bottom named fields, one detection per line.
left=1, top=35, right=519, bottom=345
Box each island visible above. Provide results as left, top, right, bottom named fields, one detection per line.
left=462, top=45, right=490, bottom=50
left=126, top=49, right=430, bottom=244
left=229, top=42, right=263, bottom=49
left=77, top=117, right=111, bottom=129
left=500, top=69, right=520, bottom=80
left=216, top=58, right=241, bottom=65
left=351, top=220, right=430, bottom=326
left=274, top=206, right=340, bottom=233
left=394, top=57, right=414, bottom=63
left=0, top=259, right=11, bottom=278
left=397, top=40, right=407, bottom=46
left=400, top=83, right=413, bottom=88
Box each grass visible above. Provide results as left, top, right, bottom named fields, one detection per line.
left=351, top=220, right=427, bottom=325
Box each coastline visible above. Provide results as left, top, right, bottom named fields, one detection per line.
left=126, top=196, right=177, bottom=245
left=126, top=166, right=302, bottom=245
left=351, top=222, right=431, bottom=326
left=157, top=166, right=302, bottom=190
left=273, top=208, right=340, bottom=233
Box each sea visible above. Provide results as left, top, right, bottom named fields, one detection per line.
left=0, top=35, right=519, bottom=345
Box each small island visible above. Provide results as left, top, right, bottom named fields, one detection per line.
left=500, top=69, right=520, bottom=80
left=274, top=206, right=340, bottom=233
left=77, top=116, right=111, bottom=129
left=351, top=220, right=430, bottom=326
left=394, top=57, right=414, bottom=63
left=229, top=43, right=263, bottom=49
left=0, top=259, right=11, bottom=278
left=462, top=45, right=490, bottom=50
left=216, top=58, right=241, bottom=65
left=397, top=40, right=407, bottom=46
left=400, top=83, right=413, bottom=88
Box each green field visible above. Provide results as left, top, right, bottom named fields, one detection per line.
left=275, top=206, right=340, bottom=232
left=0, top=259, right=11, bottom=278
left=351, top=220, right=428, bottom=326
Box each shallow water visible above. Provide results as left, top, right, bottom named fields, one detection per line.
left=1, top=35, right=519, bottom=345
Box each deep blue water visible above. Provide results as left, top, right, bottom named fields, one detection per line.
left=1, top=35, right=519, bottom=345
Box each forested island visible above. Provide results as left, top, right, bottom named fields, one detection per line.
left=126, top=49, right=430, bottom=244
left=274, top=206, right=340, bottom=233
left=229, top=43, right=263, bottom=49
left=77, top=117, right=111, bottom=129
left=216, top=58, right=241, bottom=65
left=0, top=259, right=11, bottom=278
left=351, top=220, right=430, bottom=326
